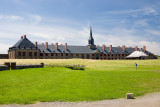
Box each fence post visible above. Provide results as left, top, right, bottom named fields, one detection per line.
left=11, top=62, right=16, bottom=70
left=4, top=62, right=10, bottom=70
left=41, top=63, right=44, bottom=67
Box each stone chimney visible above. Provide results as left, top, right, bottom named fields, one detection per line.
left=45, top=42, right=48, bottom=49
left=35, top=42, right=37, bottom=48
left=55, top=43, right=58, bottom=49
left=24, top=35, right=26, bottom=38
left=102, top=45, right=105, bottom=51
left=109, top=45, right=112, bottom=51
left=65, top=43, right=67, bottom=50
left=135, top=46, right=138, bottom=51
left=122, top=45, right=126, bottom=51
left=143, top=46, right=146, bottom=52
left=21, top=36, right=23, bottom=39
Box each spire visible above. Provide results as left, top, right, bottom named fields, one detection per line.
left=90, top=26, right=92, bottom=38
left=88, top=26, right=94, bottom=46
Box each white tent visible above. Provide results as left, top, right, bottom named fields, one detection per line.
left=125, top=51, right=149, bottom=59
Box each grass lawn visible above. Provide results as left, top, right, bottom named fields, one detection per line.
left=0, top=59, right=160, bottom=104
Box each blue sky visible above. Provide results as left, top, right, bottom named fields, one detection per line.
left=0, top=0, right=160, bottom=55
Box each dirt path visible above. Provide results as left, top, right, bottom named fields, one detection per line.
left=1, top=92, right=160, bottom=107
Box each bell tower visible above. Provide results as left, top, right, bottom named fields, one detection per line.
left=88, top=27, right=96, bottom=49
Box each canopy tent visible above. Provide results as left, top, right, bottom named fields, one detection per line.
left=125, top=51, right=149, bottom=59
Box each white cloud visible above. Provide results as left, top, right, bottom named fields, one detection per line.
left=0, top=43, right=11, bottom=54
left=0, top=14, right=24, bottom=21
left=143, top=7, right=159, bottom=15
left=28, top=14, right=42, bottom=24
left=104, top=7, right=159, bottom=16
left=146, top=30, right=160, bottom=36
left=130, top=19, right=149, bottom=30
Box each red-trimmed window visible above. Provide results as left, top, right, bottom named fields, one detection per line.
left=66, top=54, right=68, bottom=56
left=104, top=54, right=106, bottom=56
left=18, top=52, right=21, bottom=56
left=51, top=53, right=54, bottom=56
left=45, top=53, right=48, bottom=56
left=29, top=52, right=32, bottom=56
left=40, top=53, right=43, bottom=56
left=23, top=52, right=26, bottom=56
left=100, top=54, right=102, bottom=56
left=34, top=52, right=37, bottom=56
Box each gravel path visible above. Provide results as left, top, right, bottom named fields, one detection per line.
left=1, top=92, right=160, bottom=107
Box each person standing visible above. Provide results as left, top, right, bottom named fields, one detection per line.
left=135, top=63, right=137, bottom=69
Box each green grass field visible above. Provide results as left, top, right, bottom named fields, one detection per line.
left=0, top=59, right=160, bottom=104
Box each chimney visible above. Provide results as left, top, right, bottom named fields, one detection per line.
left=109, top=45, right=112, bottom=51
left=122, top=45, right=126, bottom=51
left=35, top=42, right=37, bottom=48
left=143, top=46, right=146, bottom=52
left=45, top=42, right=48, bottom=49
left=135, top=46, right=138, bottom=51
left=24, top=35, right=26, bottom=38
left=102, top=45, right=105, bottom=51
left=21, top=36, right=23, bottom=39
left=65, top=43, right=67, bottom=49
left=55, top=43, right=58, bottom=49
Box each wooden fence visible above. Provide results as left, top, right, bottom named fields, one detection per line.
left=0, top=62, right=44, bottom=71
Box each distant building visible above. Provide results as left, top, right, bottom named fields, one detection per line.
left=8, top=28, right=156, bottom=59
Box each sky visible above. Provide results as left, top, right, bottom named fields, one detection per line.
left=0, top=0, right=160, bottom=55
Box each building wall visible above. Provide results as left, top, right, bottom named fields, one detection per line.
left=0, top=54, right=8, bottom=59
left=9, top=49, right=40, bottom=59
left=8, top=49, right=156, bottom=60
left=8, top=50, right=16, bottom=59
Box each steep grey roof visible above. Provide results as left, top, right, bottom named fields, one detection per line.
left=37, top=44, right=148, bottom=55
left=38, top=45, right=97, bottom=54
left=10, top=37, right=36, bottom=49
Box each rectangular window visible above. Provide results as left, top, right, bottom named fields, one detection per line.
left=23, top=52, right=26, bottom=56
left=45, top=53, right=48, bottom=56
left=104, top=54, right=106, bottom=56
left=34, top=52, right=37, bottom=56
left=81, top=54, right=84, bottom=59
left=56, top=53, right=58, bottom=56
left=40, top=53, right=43, bottom=56
left=51, top=53, right=54, bottom=56
left=92, top=54, right=94, bottom=56
left=61, top=53, right=63, bottom=56
left=66, top=54, right=68, bottom=56
left=100, top=54, right=102, bottom=56
left=29, top=52, right=32, bottom=56
left=18, top=52, right=21, bottom=56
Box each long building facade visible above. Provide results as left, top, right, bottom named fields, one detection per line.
left=8, top=28, right=156, bottom=59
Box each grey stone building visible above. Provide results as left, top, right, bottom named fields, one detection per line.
left=8, top=28, right=156, bottom=59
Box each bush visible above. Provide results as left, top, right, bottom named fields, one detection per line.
left=66, top=65, right=85, bottom=70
